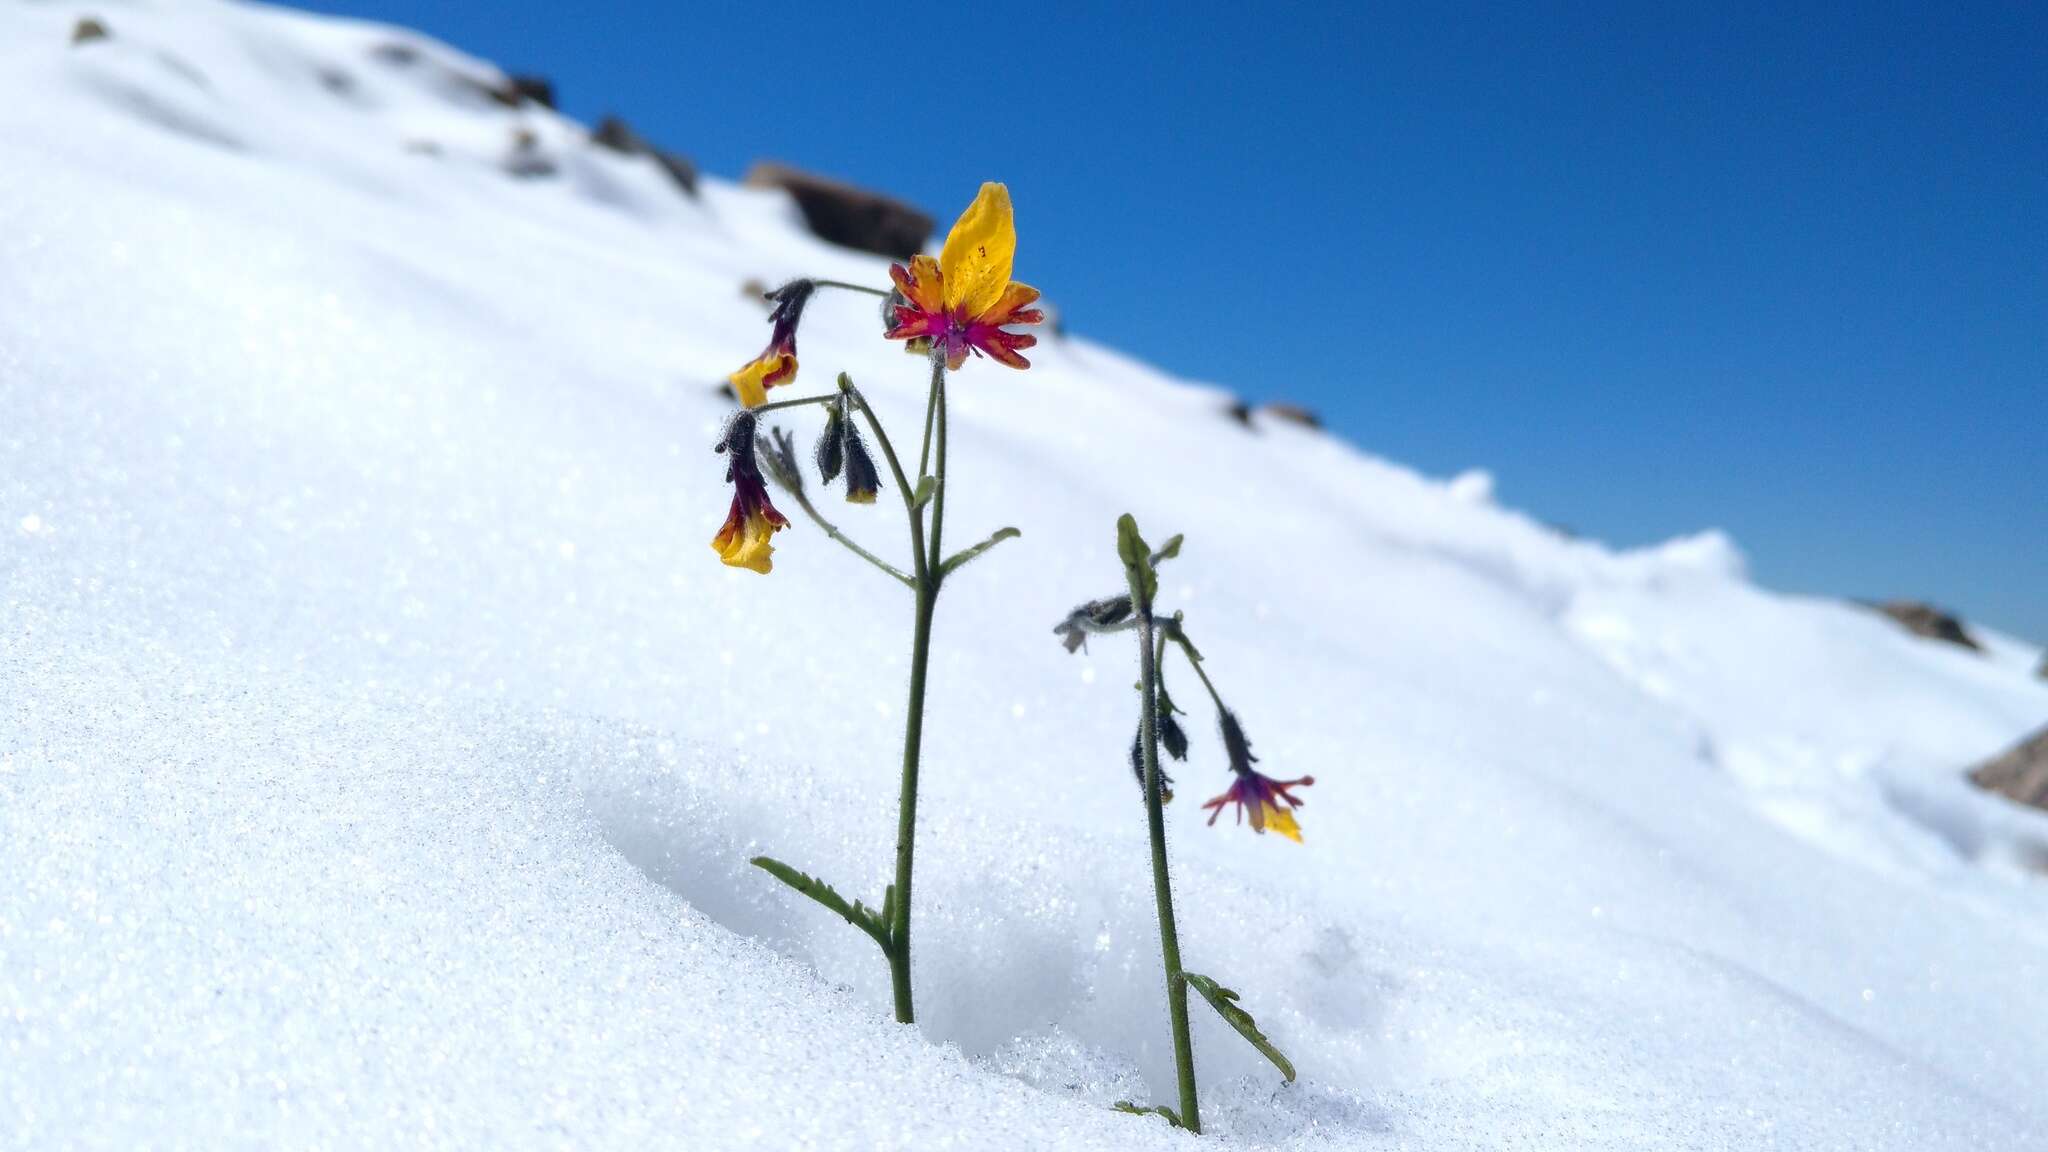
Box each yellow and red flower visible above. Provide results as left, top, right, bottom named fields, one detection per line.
left=1200, top=711, right=1313, bottom=842
left=729, top=280, right=817, bottom=408
left=885, top=183, right=1045, bottom=370
left=711, top=410, right=790, bottom=573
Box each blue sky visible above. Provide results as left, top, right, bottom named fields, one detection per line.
left=300, top=0, right=2047, bottom=642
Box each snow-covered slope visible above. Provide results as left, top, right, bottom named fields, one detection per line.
left=5, top=2, right=2046, bottom=1148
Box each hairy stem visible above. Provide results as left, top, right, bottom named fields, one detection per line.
left=782, top=484, right=913, bottom=587
left=811, top=278, right=892, bottom=297
left=1130, top=583, right=1201, bottom=1132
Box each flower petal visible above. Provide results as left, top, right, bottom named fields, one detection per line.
left=1264, top=804, right=1303, bottom=843
left=730, top=354, right=793, bottom=408
left=939, top=182, right=1016, bottom=318
left=892, top=256, right=946, bottom=316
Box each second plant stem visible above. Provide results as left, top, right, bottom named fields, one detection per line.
left=1131, top=584, right=1202, bottom=1132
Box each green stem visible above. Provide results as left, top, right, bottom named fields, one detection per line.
left=925, top=361, right=949, bottom=576
left=840, top=376, right=927, bottom=583
left=1167, top=629, right=1227, bottom=714
left=812, top=278, right=892, bottom=297
left=889, top=573, right=937, bottom=1023
left=917, top=355, right=941, bottom=479
left=783, top=484, right=913, bottom=588
left=1129, top=586, right=1201, bottom=1133
left=840, top=368, right=947, bottom=1026
left=747, top=392, right=840, bottom=415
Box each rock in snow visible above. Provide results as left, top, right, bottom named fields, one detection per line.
left=1872, top=598, right=1985, bottom=652
left=3, top=2, right=2047, bottom=1149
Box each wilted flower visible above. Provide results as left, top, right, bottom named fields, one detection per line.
left=815, top=395, right=882, bottom=504
left=729, top=279, right=817, bottom=408
left=711, top=410, right=790, bottom=573
left=885, top=183, right=1044, bottom=370
left=1053, top=595, right=1135, bottom=654
left=1128, top=698, right=1188, bottom=801
left=1201, top=710, right=1313, bottom=842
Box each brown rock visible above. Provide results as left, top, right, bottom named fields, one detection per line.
left=1259, top=402, right=1324, bottom=430
left=506, top=74, right=555, bottom=109
left=591, top=116, right=698, bottom=196
left=744, top=162, right=934, bottom=260
left=1971, top=726, right=2048, bottom=812
left=1872, top=600, right=1982, bottom=652
left=72, top=16, right=110, bottom=45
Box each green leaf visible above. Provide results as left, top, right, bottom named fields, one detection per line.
left=911, top=476, right=937, bottom=510
left=1112, top=1101, right=1186, bottom=1128
left=1150, top=534, right=1184, bottom=564
left=1183, top=971, right=1297, bottom=1083
left=1116, top=513, right=1157, bottom=607
left=939, top=526, right=1021, bottom=577
left=750, top=856, right=893, bottom=953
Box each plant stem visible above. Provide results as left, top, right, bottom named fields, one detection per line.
left=1130, top=585, right=1202, bottom=1133
left=917, top=357, right=941, bottom=478
left=748, top=392, right=840, bottom=415
left=889, top=571, right=936, bottom=1023
left=782, top=483, right=913, bottom=587
left=842, top=367, right=947, bottom=1026
left=812, top=278, right=892, bottom=297
left=925, top=360, right=948, bottom=574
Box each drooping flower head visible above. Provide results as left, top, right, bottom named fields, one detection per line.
left=814, top=394, right=882, bottom=504
left=1201, top=710, right=1313, bottom=842
left=729, top=279, right=818, bottom=408
left=711, top=409, right=790, bottom=573
left=885, top=183, right=1045, bottom=370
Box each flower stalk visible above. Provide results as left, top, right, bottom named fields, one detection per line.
left=733, top=183, right=1041, bottom=1028
left=1123, top=524, right=1203, bottom=1134
left=1069, top=516, right=1303, bottom=1131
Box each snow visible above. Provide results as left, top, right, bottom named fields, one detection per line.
left=5, top=1, right=2048, bottom=1147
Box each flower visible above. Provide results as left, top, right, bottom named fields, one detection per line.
left=711, top=410, right=790, bottom=573
left=1201, top=711, right=1313, bottom=842
left=885, top=183, right=1045, bottom=370
left=729, top=280, right=817, bottom=408
left=814, top=394, right=882, bottom=504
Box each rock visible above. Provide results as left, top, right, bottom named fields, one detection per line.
left=369, top=41, right=419, bottom=67
left=1970, top=726, right=2048, bottom=812
left=590, top=116, right=697, bottom=196
left=2038, top=653, right=2047, bottom=681
left=743, top=162, right=933, bottom=260
left=1223, top=400, right=1255, bottom=428
left=505, top=74, right=555, bottom=109
left=1872, top=600, right=1982, bottom=652
left=72, top=16, right=110, bottom=45
left=1259, top=402, right=1323, bottom=430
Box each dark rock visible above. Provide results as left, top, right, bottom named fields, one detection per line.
left=1223, top=399, right=1255, bottom=428
left=590, top=116, right=697, bottom=196
left=743, top=161, right=934, bottom=260
left=1872, top=600, right=1982, bottom=652
left=2038, top=653, right=2047, bottom=681
left=370, top=41, right=420, bottom=66
left=72, top=16, right=110, bottom=45
left=1970, top=726, right=2048, bottom=812
left=506, top=74, right=555, bottom=109
left=1259, top=402, right=1324, bottom=430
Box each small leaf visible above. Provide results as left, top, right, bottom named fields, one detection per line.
left=911, top=476, right=938, bottom=510
left=1151, top=534, right=1184, bottom=564
left=940, top=526, right=1021, bottom=576
left=1116, top=514, right=1158, bottom=607
left=1112, top=1102, right=1186, bottom=1128
left=750, top=856, right=892, bottom=952
left=1183, top=971, right=1297, bottom=1083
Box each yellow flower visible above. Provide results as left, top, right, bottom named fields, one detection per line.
left=727, top=280, right=815, bottom=407
left=710, top=411, right=790, bottom=574
left=884, top=183, right=1045, bottom=370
